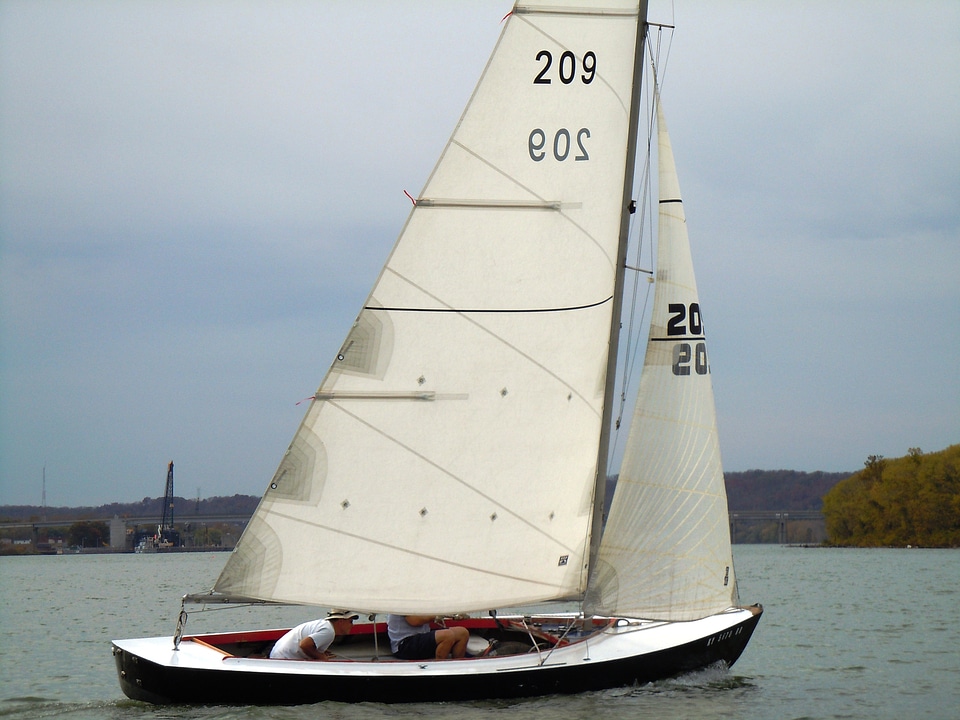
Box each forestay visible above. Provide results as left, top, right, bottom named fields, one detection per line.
left=214, top=0, right=646, bottom=614
left=590, top=100, right=737, bottom=621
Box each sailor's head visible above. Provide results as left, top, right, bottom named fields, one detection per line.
left=326, top=609, right=359, bottom=633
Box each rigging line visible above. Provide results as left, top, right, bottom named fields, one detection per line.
left=518, top=617, right=545, bottom=666
left=648, top=19, right=674, bottom=97
left=610, top=276, right=652, bottom=464
left=539, top=616, right=580, bottom=666
left=611, top=54, right=658, bottom=452
left=624, top=118, right=653, bottom=376
left=449, top=140, right=547, bottom=204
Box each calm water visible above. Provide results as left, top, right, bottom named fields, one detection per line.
left=1, top=546, right=958, bottom=719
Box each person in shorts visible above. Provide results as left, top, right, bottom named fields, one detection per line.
left=387, top=614, right=469, bottom=660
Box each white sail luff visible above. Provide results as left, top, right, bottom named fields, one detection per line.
left=591, top=98, right=737, bottom=621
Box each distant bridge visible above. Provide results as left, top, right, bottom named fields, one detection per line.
left=0, top=514, right=251, bottom=530
left=0, top=514, right=251, bottom=550
left=727, top=511, right=822, bottom=521
left=729, top=510, right=825, bottom=544
left=2, top=511, right=824, bottom=546
left=0, top=511, right=823, bottom=529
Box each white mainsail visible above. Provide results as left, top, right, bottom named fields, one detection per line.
left=590, top=99, right=737, bottom=621
left=215, top=0, right=646, bottom=614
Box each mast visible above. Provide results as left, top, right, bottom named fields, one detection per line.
left=587, top=0, right=650, bottom=577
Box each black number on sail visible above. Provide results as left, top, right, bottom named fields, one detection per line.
left=533, top=50, right=597, bottom=84
left=667, top=303, right=703, bottom=336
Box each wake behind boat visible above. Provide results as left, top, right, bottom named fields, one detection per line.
left=114, top=0, right=761, bottom=704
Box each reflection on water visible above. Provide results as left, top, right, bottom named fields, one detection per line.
left=1, top=546, right=958, bottom=719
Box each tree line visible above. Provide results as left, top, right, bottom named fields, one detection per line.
left=823, top=444, right=960, bottom=547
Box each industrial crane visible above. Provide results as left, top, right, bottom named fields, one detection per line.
left=156, top=461, right=179, bottom=548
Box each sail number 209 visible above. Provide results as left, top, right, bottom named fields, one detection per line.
left=528, top=50, right=596, bottom=162
left=534, top=50, right=597, bottom=85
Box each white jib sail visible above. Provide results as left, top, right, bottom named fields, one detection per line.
left=591, top=98, right=737, bottom=621
left=215, top=0, right=645, bottom=614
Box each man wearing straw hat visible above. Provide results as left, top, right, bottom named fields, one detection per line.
left=269, top=609, right=359, bottom=660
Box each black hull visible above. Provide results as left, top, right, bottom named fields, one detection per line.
left=113, top=606, right=762, bottom=705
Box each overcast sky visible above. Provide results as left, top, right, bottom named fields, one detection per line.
left=2, top=1, right=957, bottom=508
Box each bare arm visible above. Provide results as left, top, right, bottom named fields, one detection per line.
left=298, top=636, right=332, bottom=661
left=403, top=615, right=436, bottom=627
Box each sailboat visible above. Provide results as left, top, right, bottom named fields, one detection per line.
left=113, top=0, right=761, bottom=704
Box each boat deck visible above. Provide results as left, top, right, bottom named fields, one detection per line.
left=185, top=615, right=606, bottom=662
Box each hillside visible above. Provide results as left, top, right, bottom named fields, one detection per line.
left=724, top=470, right=850, bottom=511
left=4, top=469, right=850, bottom=524
left=0, top=494, right=259, bottom=523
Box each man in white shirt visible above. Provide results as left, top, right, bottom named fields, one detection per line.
left=269, top=610, right=359, bottom=660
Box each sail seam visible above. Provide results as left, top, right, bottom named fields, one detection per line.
left=450, top=140, right=547, bottom=203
